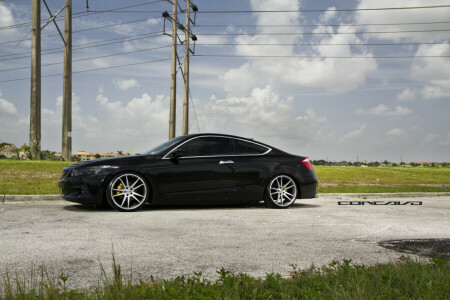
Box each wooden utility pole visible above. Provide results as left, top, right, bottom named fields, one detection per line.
left=30, top=0, right=41, bottom=159
left=62, top=0, right=72, bottom=161
left=182, top=0, right=190, bottom=136
left=168, top=0, right=178, bottom=139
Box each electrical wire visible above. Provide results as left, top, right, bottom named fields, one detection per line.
left=0, top=31, right=164, bottom=61
left=111, top=5, right=450, bottom=13
left=0, top=45, right=171, bottom=72
left=189, top=89, right=201, bottom=133
left=195, top=29, right=450, bottom=36
left=194, top=5, right=450, bottom=13
left=0, top=0, right=166, bottom=30
left=195, top=21, right=450, bottom=28
left=193, top=54, right=450, bottom=59
left=0, top=17, right=163, bottom=45
left=196, top=42, right=450, bottom=46
left=0, top=58, right=170, bottom=83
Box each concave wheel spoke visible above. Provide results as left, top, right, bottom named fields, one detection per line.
left=130, top=178, right=140, bottom=188
left=269, top=176, right=296, bottom=207
left=119, top=178, right=126, bottom=187
left=110, top=174, right=148, bottom=210
left=131, top=194, right=141, bottom=203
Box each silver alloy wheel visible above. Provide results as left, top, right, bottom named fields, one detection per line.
left=110, top=173, right=147, bottom=210
left=268, top=175, right=297, bottom=207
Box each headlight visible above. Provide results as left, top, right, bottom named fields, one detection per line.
left=72, top=165, right=119, bottom=176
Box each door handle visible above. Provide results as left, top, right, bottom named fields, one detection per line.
left=219, top=160, right=234, bottom=164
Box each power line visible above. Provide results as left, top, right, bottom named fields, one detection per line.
left=197, top=42, right=450, bottom=46
left=0, top=45, right=171, bottom=72
left=3, top=40, right=448, bottom=62
left=188, top=89, right=200, bottom=133
left=0, top=31, right=164, bottom=61
left=194, top=5, right=450, bottom=13
left=193, top=54, right=450, bottom=59
left=0, top=58, right=170, bottom=83
left=195, top=21, right=450, bottom=28
left=195, top=29, right=450, bottom=36
left=0, top=16, right=163, bottom=45
left=113, top=5, right=450, bottom=13
left=0, top=0, right=166, bottom=30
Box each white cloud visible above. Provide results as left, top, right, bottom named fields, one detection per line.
left=386, top=128, right=405, bottom=137
left=197, top=85, right=326, bottom=148
left=420, top=80, right=450, bottom=99
left=341, top=124, right=366, bottom=141
left=396, top=88, right=417, bottom=101
left=319, top=7, right=337, bottom=23
left=0, top=94, right=18, bottom=116
left=222, top=0, right=377, bottom=95
left=113, top=78, right=140, bottom=90
left=356, top=0, right=450, bottom=42
left=0, top=3, right=14, bottom=27
left=356, top=104, right=412, bottom=116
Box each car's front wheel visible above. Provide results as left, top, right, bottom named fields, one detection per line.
left=106, top=172, right=149, bottom=212
left=265, top=175, right=297, bottom=208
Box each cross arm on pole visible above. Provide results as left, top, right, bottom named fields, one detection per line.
left=42, top=0, right=66, bottom=43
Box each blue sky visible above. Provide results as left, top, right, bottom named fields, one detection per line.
left=0, top=0, right=449, bottom=162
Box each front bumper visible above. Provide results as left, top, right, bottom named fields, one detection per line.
left=59, top=174, right=108, bottom=204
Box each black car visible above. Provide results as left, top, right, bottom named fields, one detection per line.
left=59, top=134, right=318, bottom=211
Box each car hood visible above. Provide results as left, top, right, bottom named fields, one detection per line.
left=63, top=155, right=156, bottom=170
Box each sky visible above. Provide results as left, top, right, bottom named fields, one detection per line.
left=0, top=0, right=449, bottom=162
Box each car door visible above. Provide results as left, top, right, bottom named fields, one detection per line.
left=232, top=138, right=273, bottom=202
left=156, top=136, right=237, bottom=203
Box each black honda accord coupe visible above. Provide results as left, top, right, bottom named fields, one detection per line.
left=59, top=134, right=318, bottom=211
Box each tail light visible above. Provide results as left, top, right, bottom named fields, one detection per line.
left=301, top=158, right=314, bottom=171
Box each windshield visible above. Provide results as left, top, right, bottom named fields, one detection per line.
left=144, top=136, right=185, bottom=155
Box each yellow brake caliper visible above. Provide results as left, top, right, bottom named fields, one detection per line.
left=117, top=183, right=124, bottom=195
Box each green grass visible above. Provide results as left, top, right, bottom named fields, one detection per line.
left=0, top=160, right=71, bottom=195
left=0, top=160, right=449, bottom=195
left=1, top=256, right=449, bottom=299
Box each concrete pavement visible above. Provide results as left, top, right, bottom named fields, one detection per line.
left=0, top=196, right=449, bottom=289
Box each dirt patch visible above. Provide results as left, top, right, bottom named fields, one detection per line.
left=379, top=239, right=450, bottom=259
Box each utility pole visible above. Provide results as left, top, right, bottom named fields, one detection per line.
left=62, top=0, right=72, bottom=161
left=182, top=0, right=190, bottom=136
left=30, top=0, right=41, bottom=159
left=168, top=0, right=178, bottom=139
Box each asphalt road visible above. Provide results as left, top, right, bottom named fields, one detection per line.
left=0, top=196, right=449, bottom=289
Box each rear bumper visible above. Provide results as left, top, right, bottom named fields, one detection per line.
left=59, top=175, right=107, bottom=204
left=299, top=182, right=318, bottom=199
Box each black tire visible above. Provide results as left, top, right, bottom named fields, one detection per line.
left=264, top=175, right=298, bottom=209
left=106, top=172, right=150, bottom=212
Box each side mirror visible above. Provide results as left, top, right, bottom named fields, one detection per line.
left=170, top=148, right=184, bottom=158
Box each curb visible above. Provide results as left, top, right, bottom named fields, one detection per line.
left=1, top=193, right=449, bottom=203
left=2, top=195, right=63, bottom=202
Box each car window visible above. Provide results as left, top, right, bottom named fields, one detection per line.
left=235, top=139, right=269, bottom=155
left=178, top=137, right=232, bottom=157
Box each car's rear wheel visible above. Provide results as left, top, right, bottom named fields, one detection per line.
left=106, top=172, right=149, bottom=212
left=265, top=175, right=297, bottom=208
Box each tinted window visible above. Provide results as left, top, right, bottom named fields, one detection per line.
left=235, top=139, right=269, bottom=155
left=178, top=137, right=232, bottom=157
